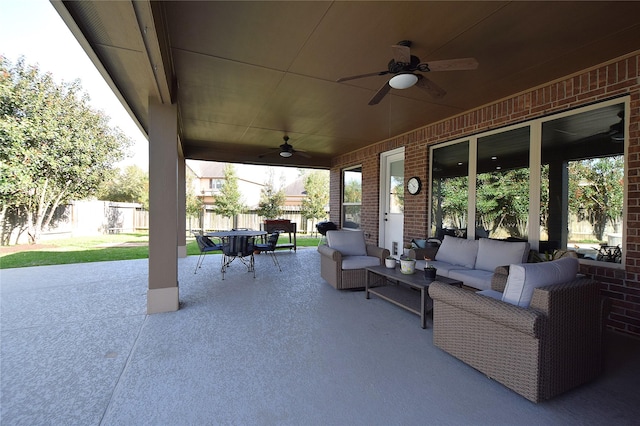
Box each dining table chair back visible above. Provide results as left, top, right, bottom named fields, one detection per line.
left=193, top=233, right=222, bottom=274
left=221, top=235, right=255, bottom=279
left=255, top=231, right=282, bottom=271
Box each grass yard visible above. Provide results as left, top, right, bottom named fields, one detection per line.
left=0, top=233, right=321, bottom=269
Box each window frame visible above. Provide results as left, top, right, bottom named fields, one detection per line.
left=342, top=165, right=362, bottom=230
left=428, top=96, right=628, bottom=268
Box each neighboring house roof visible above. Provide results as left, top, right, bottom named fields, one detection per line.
left=282, top=178, right=306, bottom=207
left=186, top=160, right=314, bottom=209
left=186, top=160, right=288, bottom=187
left=187, top=160, right=226, bottom=179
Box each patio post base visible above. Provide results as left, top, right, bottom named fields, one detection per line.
left=147, top=286, right=179, bottom=314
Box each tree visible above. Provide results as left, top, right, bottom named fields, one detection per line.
left=476, top=168, right=530, bottom=238
left=0, top=57, right=132, bottom=244
left=97, top=165, right=148, bottom=209
left=568, top=156, right=623, bottom=241
left=212, top=164, right=245, bottom=227
left=300, top=170, right=329, bottom=231
left=185, top=170, right=204, bottom=231
left=343, top=179, right=361, bottom=203
left=434, top=176, right=468, bottom=229
left=256, top=169, right=285, bottom=219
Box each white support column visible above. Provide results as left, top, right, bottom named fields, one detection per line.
left=177, top=153, right=187, bottom=258
left=147, top=100, right=179, bottom=314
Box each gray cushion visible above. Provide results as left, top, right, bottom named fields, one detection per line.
left=415, top=259, right=470, bottom=277
left=474, top=238, right=530, bottom=272
left=341, top=255, right=381, bottom=270
left=448, top=268, right=494, bottom=291
left=435, top=235, right=479, bottom=268
left=502, top=257, right=579, bottom=307
left=477, top=289, right=503, bottom=300
left=326, top=230, right=367, bottom=256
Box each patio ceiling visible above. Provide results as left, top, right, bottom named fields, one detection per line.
left=52, top=1, right=640, bottom=169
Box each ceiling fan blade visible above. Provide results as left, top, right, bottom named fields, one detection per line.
left=415, top=75, right=446, bottom=98
left=293, top=149, right=312, bottom=159
left=392, top=44, right=411, bottom=64
left=368, top=81, right=392, bottom=105
left=257, top=149, right=278, bottom=159
left=337, top=70, right=389, bottom=83
left=423, top=57, right=479, bottom=72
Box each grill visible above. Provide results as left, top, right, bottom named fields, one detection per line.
left=316, top=221, right=337, bottom=235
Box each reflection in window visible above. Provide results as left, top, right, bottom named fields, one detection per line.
left=428, top=99, right=626, bottom=265
left=389, top=160, right=404, bottom=214
left=431, top=142, right=469, bottom=239
left=343, top=167, right=362, bottom=229
left=541, top=104, right=624, bottom=261
left=476, top=127, right=530, bottom=240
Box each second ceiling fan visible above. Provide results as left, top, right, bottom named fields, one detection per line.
left=337, top=40, right=479, bottom=105
left=258, top=136, right=310, bottom=159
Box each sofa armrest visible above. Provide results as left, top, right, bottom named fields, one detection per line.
left=491, top=265, right=510, bottom=292
left=530, top=278, right=601, bottom=318
left=317, top=243, right=342, bottom=261
left=429, top=282, right=545, bottom=337
left=366, top=244, right=390, bottom=261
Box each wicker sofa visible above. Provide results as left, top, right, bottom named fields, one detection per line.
left=428, top=261, right=604, bottom=402
left=318, top=230, right=389, bottom=290
left=410, top=236, right=530, bottom=291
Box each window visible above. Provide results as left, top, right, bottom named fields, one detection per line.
left=541, top=103, right=624, bottom=262
left=476, top=127, right=530, bottom=240
left=429, top=98, right=627, bottom=265
left=342, top=166, right=362, bottom=229
left=389, top=160, right=404, bottom=214
left=431, top=142, right=469, bottom=239
left=209, top=179, right=223, bottom=190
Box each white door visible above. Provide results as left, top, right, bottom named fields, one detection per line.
left=380, top=149, right=404, bottom=256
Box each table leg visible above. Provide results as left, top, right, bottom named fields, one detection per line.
left=366, top=270, right=371, bottom=299
left=420, top=286, right=426, bottom=329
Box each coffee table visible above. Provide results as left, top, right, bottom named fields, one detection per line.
left=365, top=265, right=462, bottom=329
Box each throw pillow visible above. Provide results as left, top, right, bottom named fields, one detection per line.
left=326, top=230, right=367, bottom=256
left=411, top=238, right=427, bottom=249
left=474, top=238, right=530, bottom=272
left=435, top=235, right=479, bottom=268
left=502, top=257, right=579, bottom=307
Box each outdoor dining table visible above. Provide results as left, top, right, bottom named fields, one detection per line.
left=206, top=229, right=267, bottom=239
left=206, top=230, right=267, bottom=279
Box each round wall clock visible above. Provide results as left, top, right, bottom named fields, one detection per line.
left=407, top=176, right=422, bottom=195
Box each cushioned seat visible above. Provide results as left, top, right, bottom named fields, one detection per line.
left=447, top=269, right=495, bottom=289
left=415, top=236, right=530, bottom=290
left=318, top=230, right=389, bottom=290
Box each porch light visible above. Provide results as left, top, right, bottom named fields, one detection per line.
left=389, top=73, right=418, bottom=89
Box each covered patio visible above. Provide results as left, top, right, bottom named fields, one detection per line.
left=2, top=249, right=639, bottom=425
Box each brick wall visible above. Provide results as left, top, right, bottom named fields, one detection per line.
left=331, top=51, right=640, bottom=338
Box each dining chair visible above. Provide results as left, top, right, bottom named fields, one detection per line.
left=255, top=231, right=282, bottom=271
left=193, top=233, right=223, bottom=274
left=221, top=235, right=255, bottom=279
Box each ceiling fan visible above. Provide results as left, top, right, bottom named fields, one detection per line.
left=337, top=40, right=478, bottom=105
left=608, top=111, right=625, bottom=142
left=258, top=136, right=310, bottom=159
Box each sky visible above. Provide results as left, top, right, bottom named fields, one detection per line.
left=0, top=0, right=305, bottom=184
left=1, top=0, right=149, bottom=170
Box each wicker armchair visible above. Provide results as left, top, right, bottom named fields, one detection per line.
left=428, top=275, right=603, bottom=402
left=318, top=230, right=389, bottom=290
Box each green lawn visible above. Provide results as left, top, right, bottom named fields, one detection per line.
left=0, top=233, right=321, bottom=269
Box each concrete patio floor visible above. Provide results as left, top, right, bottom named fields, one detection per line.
left=1, top=247, right=640, bottom=425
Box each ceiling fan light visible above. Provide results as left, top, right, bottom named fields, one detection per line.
left=389, top=73, right=418, bottom=89
left=280, top=151, right=293, bottom=158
